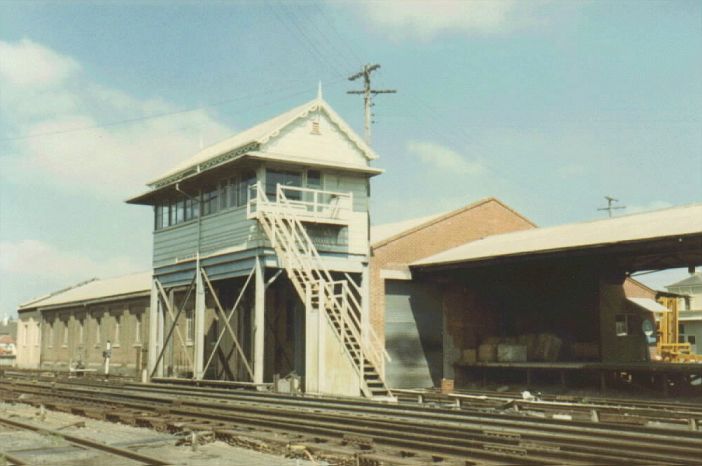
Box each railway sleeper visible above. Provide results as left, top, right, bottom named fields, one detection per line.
left=20, top=392, right=700, bottom=461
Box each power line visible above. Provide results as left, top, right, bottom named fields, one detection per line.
left=267, top=2, right=346, bottom=80
left=313, top=4, right=363, bottom=65
left=0, top=77, right=345, bottom=143
left=347, top=64, right=396, bottom=145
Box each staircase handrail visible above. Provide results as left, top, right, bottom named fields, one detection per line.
left=249, top=181, right=389, bottom=396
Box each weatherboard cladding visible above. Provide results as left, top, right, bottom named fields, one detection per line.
left=337, top=174, right=369, bottom=212
left=152, top=172, right=370, bottom=268
left=153, top=208, right=261, bottom=268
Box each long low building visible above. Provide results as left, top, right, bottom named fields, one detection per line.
left=17, top=272, right=151, bottom=374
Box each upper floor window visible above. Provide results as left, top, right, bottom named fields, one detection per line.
left=175, top=199, right=186, bottom=224
left=155, top=204, right=170, bottom=230
left=184, top=198, right=199, bottom=221
left=202, top=187, right=219, bottom=216
left=155, top=195, right=201, bottom=230
left=239, top=171, right=256, bottom=206
left=266, top=169, right=302, bottom=200
left=228, top=178, right=239, bottom=207
left=307, top=170, right=322, bottom=189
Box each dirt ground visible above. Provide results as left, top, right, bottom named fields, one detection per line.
left=0, top=401, right=319, bottom=465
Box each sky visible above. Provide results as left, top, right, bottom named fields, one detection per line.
left=1, top=0, right=701, bottom=316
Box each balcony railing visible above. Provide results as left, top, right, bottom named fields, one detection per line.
left=247, top=182, right=353, bottom=224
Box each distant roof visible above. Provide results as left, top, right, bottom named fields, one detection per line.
left=371, top=197, right=534, bottom=248
left=0, top=335, right=14, bottom=344
left=18, top=271, right=151, bottom=311
left=144, top=97, right=378, bottom=189
left=413, top=203, right=702, bottom=268
left=666, top=273, right=702, bottom=289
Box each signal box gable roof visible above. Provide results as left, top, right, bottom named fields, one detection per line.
left=412, top=203, right=702, bottom=269
left=136, top=97, right=379, bottom=194
left=18, top=271, right=152, bottom=312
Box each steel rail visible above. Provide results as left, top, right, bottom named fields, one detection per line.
left=134, top=381, right=702, bottom=424
left=5, top=378, right=702, bottom=450
left=3, top=380, right=701, bottom=465
left=0, top=388, right=608, bottom=466
left=407, top=387, right=702, bottom=412
left=0, top=414, right=169, bottom=465
left=40, top=379, right=702, bottom=443
left=12, top=376, right=701, bottom=432
left=6, top=369, right=701, bottom=414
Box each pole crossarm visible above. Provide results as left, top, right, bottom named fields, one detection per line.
left=201, top=267, right=256, bottom=381
left=346, top=63, right=396, bottom=145
left=149, top=278, right=195, bottom=378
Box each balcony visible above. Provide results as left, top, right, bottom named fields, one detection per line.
left=247, top=182, right=354, bottom=225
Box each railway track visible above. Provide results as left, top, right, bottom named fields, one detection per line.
left=6, top=369, right=702, bottom=427
left=1, top=377, right=701, bottom=465
left=0, top=412, right=169, bottom=465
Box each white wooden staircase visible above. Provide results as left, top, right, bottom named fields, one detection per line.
left=248, top=182, right=393, bottom=400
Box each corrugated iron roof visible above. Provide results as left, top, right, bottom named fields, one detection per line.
left=18, top=271, right=151, bottom=311
left=413, top=203, right=702, bottom=268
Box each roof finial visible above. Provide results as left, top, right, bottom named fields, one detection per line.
left=317, top=81, right=323, bottom=100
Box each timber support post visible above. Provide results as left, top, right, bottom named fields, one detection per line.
left=147, top=279, right=163, bottom=379
left=254, top=256, right=265, bottom=384
left=194, top=264, right=206, bottom=379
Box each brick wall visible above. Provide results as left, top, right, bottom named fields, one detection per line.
left=369, top=198, right=535, bottom=342
left=40, top=297, right=149, bottom=375
left=623, top=278, right=656, bottom=299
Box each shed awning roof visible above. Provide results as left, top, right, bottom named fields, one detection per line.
left=627, top=297, right=669, bottom=313
left=412, top=203, right=702, bottom=269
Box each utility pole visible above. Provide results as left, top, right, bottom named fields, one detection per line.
left=598, top=196, right=626, bottom=218
left=347, top=64, right=396, bottom=145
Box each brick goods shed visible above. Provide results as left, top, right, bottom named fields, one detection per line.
left=410, top=204, right=702, bottom=390
left=369, top=198, right=536, bottom=388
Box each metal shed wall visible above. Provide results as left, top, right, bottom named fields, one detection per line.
left=384, top=280, right=442, bottom=389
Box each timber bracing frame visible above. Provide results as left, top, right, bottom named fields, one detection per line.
left=200, top=266, right=255, bottom=381
left=148, top=265, right=259, bottom=382
left=148, top=276, right=196, bottom=379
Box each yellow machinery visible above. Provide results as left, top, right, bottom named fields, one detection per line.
left=656, top=295, right=702, bottom=363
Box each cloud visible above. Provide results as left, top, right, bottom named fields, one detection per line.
left=625, top=200, right=674, bottom=215
left=0, top=239, right=144, bottom=313
left=0, top=240, right=140, bottom=281
left=0, top=39, right=79, bottom=88
left=352, top=0, right=549, bottom=40
left=407, top=140, right=484, bottom=175
left=0, top=39, right=232, bottom=198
